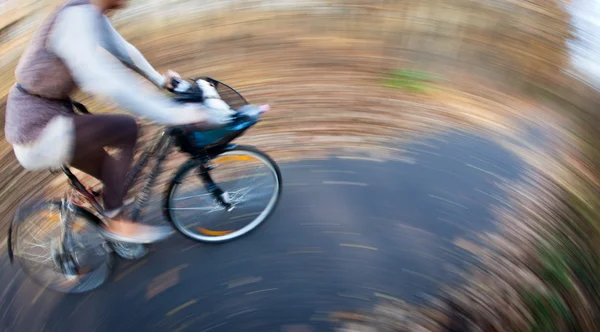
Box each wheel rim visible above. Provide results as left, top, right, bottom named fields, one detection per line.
left=13, top=202, right=113, bottom=293
left=168, top=150, right=280, bottom=242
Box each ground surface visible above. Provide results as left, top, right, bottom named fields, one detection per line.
left=0, top=130, right=525, bottom=332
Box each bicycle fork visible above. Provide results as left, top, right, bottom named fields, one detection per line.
left=197, top=163, right=233, bottom=211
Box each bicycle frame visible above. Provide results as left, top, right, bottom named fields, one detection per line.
left=61, top=128, right=172, bottom=223
left=61, top=126, right=232, bottom=225
left=41, top=127, right=210, bottom=273
left=54, top=103, right=263, bottom=254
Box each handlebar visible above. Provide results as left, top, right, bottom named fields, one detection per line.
left=167, top=77, right=205, bottom=103
left=165, top=76, right=270, bottom=127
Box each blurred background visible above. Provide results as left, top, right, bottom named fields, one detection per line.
left=2, top=0, right=600, bottom=331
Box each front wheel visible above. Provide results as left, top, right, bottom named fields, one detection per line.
left=164, top=145, right=282, bottom=243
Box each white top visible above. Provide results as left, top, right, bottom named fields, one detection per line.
left=49, top=4, right=219, bottom=126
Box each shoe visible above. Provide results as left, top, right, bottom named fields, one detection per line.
left=112, top=242, right=148, bottom=260
left=99, top=218, right=174, bottom=244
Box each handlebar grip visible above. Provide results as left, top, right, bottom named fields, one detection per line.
left=168, top=78, right=193, bottom=94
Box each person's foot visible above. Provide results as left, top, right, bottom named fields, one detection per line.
left=99, top=217, right=174, bottom=244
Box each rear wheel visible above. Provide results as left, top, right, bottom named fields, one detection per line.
left=164, top=145, right=282, bottom=243
left=10, top=201, right=114, bottom=293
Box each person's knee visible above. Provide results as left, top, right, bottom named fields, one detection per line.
left=120, top=116, right=138, bottom=142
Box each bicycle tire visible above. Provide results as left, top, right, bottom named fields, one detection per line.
left=9, top=200, right=115, bottom=294
left=163, top=145, right=282, bottom=243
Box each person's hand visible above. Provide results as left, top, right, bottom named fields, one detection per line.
left=161, top=70, right=182, bottom=89
left=203, top=106, right=237, bottom=126
left=173, top=103, right=236, bottom=128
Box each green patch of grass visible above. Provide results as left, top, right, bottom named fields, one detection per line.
left=382, top=69, right=437, bottom=93
left=528, top=241, right=586, bottom=331
left=522, top=289, right=573, bottom=332
left=540, top=246, right=574, bottom=292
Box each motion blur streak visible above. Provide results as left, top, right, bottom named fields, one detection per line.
left=2, top=0, right=600, bottom=331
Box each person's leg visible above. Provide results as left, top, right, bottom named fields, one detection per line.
left=69, top=114, right=171, bottom=243
left=70, top=113, right=137, bottom=213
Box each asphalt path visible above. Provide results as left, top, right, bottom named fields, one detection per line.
left=0, top=130, right=524, bottom=332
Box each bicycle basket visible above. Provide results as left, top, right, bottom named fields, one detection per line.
left=194, top=76, right=249, bottom=110
left=172, top=77, right=254, bottom=154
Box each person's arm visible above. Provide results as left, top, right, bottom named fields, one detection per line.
left=98, top=16, right=166, bottom=88
left=49, top=5, right=224, bottom=126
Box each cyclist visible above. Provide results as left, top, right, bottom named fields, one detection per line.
left=4, top=0, right=231, bottom=243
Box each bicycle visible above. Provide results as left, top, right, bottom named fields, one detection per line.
left=7, top=77, right=282, bottom=293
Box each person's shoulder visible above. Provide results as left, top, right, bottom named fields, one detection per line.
left=51, top=3, right=103, bottom=44
left=58, top=3, right=102, bottom=21
left=53, top=3, right=104, bottom=33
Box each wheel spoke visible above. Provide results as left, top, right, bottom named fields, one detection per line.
left=169, top=206, right=219, bottom=211
left=13, top=202, right=112, bottom=293
left=22, top=240, right=51, bottom=250
left=18, top=251, right=54, bottom=264
left=173, top=193, right=211, bottom=201
left=25, top=225, right=49, bottom=244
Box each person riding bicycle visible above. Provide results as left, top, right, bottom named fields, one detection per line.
left=4, top=0, right=232, bottom=243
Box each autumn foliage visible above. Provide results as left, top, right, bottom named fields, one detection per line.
left=3, top=0, right=600, bottom=331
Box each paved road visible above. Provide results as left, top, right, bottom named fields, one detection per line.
left=0, top=130, right=524, bottom=332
